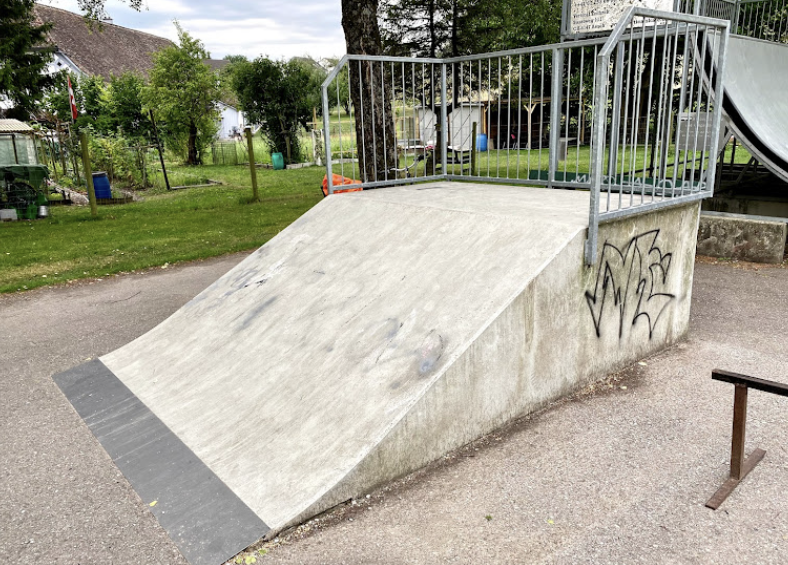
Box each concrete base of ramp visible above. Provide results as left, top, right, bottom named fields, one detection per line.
left=54, top=183, right=700, bottom=564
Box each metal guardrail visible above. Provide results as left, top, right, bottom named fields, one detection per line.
left=322, top=8, right=729, bottom=266
left=586, top=7, right=729, bottom=263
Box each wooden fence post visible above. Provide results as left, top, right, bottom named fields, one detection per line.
left=79, top=131, right=97, bottom=217
left=245, top=127, right=260, bottom=202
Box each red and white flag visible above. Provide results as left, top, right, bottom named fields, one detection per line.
left=67, top=76, right=78, bottom=122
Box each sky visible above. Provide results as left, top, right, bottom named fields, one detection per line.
left=42, top=0, right=348, bottom=61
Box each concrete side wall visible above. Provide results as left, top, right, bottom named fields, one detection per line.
left=697, top=212, right=787, bottom=263
left=291, top=203, right=701, bottom=531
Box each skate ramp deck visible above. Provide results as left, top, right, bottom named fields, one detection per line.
left=721, top=36, right=788, bottom=182
left=54, top=183, right=699, bottom=565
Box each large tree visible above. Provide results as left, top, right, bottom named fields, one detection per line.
left=0, top=0, right=55, bottom=119
left=380, top=0, right=561, bottom=58
left=341, top=0, right=397, bottom=184
left=142, top=24, right=221, bottom=165
left=229, top=57, right=322, bottom=163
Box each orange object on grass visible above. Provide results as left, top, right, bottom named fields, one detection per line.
left=322, top=174, right=363, bottom=197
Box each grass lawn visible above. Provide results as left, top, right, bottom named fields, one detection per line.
left=0, top=164, right=325, bottom=293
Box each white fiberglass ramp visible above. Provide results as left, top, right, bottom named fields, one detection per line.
left=54, top=183, right=699, bottom=564
left=721, top=36, right=788, bottom=182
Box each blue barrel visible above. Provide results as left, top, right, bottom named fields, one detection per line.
left=476, top=133, right=488, bottom=152
left=271, top=152, right=285, bottom=170
left=92, top=172, right=112, bottom=199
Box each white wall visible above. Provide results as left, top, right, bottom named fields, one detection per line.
left=217, top=103, right=245, bottom=140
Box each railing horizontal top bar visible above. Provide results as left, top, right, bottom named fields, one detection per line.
left=325, top=9, right=731, bottom=85
left=443, top=37, right=608, bottom=63
left=712, top=369, right=788, bottom=397
left=321, top=54, right=348, bottom=90
left=601, top=7, right=731, bottom=56
left=597, top=192, right=711, bottom=221
left=445, top=175, right=554, bottom=188
left=345, top=54, right=445, bottom=64
left=352, top=175, right=447, bottom=190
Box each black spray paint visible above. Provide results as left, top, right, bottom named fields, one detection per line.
left=585, top=229, right=676, bottom=340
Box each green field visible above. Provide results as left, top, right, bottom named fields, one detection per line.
left=0, top=164, right=325, bottom=293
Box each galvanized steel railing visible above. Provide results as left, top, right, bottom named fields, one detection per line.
left=322, top=8, right=729, bottom=265
left=681, top=0, right=788, bottom=41
left=586, top=7, right=729, bottom=263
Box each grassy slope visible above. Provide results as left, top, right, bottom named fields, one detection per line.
left=0, top=165, right=325, bottom=293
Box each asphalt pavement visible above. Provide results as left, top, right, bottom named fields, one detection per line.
left=1, top=255, right=787, bottom=565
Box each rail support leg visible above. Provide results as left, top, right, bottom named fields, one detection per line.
left=706, top=384, right=766, bottom=510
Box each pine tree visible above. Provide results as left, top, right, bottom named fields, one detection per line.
left=0, top=0, right=55, bottom=118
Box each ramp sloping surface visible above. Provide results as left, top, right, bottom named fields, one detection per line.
left=721, top=36, right=788, bottom=182
left=55, top=184, right=593, bottom=563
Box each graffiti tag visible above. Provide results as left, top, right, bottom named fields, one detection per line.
left=585, top=229, right=676, bottom=340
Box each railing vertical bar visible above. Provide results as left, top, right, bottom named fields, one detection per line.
left=652, top=17, right=670, bottom=202
left=576, top=46, right=585, bottom=180
left=549, top=48, right=564, bottom=189
left=689, top=25, right=709, bottom=195
left=619, top=31, right=634, bottom=209
left=507, top=55, right=513, bottom=179
left=381, top=61, right=388, bottom=182
left=632, top=24, right=647, bottom=206
left=337, top=67, right=345, bottom=184
left=589, top=45, right=597, bottom=184
left=527, top=53, right=533, bottom=175
left=390, top=62, right=396, bottom=178
left=370, top=61, right=378, bottom=183
left=441, top=62, right=448, bottom=177
left=358, top=60, right=368, bottom=184
left=497, top=57, right=502, bottom=178
left=680, top=24, right=700, bottom=198
left=412, top=63, right=419, bottom=178
left=672, top=24, right=691, bottom=193
left=323, top=69, right=334, bottom=194
left=488, top=58, right=492, bottom=178
left=517, top=54, right=523, bottom=179
left=608, top=42, right=625, bottom=211
left=706, top=23, right=729, bottom=196
left=539, top=51, right=545, bottom=174
left=564, top=47, right=572, bottom=179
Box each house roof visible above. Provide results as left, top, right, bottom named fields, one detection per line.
left=205, top=59, right=230, bottom=73
left=0, top=120, right=34, bottom=133
left=33, top=4, right=174, bottom=80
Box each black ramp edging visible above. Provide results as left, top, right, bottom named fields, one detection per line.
left=53, top=359, right=269, bottom=565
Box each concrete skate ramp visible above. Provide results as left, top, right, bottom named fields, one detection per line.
left=721, top=36, right=788, bottom=182
left=54, top=183, right=699, bottom=564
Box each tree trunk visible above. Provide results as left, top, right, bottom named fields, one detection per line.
left=341, top=0, right=397, bottom=184
left=187, top=122, right=200, bottom=165
left=429, top=0, right=437, bottom=58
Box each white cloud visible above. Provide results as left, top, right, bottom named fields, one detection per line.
left=42, top=0, right=346, bottom=60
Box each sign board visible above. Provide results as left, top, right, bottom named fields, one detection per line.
left=563, top=0, right=675, bottom=37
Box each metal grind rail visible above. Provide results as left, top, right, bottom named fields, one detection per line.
left=706, top=369, right=788, bottom=510
left=322, top=8, right=729, bottom=266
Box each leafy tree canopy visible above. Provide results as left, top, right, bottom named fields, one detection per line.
left=380, top=0, right=561, bottom=57
left=141, top=23, right=221, bottom=165
left=229, top=57, right=323, bottom=163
